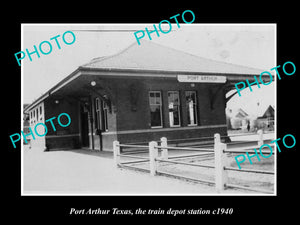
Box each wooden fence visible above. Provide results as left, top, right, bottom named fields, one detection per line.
left=113, top=130, right=275, bottom=194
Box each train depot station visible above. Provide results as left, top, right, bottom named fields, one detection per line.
left=24, top=40, right=272, bottom=151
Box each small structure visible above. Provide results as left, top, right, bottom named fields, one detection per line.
left=226, top=108, right=249, bottom=130
left=256, top=105, right=275, bottom=130
left=23, top=104, right=30, bottom=144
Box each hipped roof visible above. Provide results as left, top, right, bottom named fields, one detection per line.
left=25, top=40, right=265, bottom=113
left=81, top=40, right=263, bottom=75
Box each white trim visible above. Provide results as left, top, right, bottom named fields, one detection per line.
left=168, top=91, right=181, bottom=127
left=102, top=100, right=109, bottom=132
left=45, top=134, right=80, bottom=138
left=95, top=97, right=101, bottom=130
left=24, top=93, right=49, bottom=113
left=151, top=126, right=163, bottom=129
left=102, top=124, right=227, bottom=135
left=177, top=75, right=227, bottom=83
left=187, top=124, right=198, bottom=127
left=149, top=91, right=163, bottom=128
left=50, top=70, right=82, bottom=95
left=81, top=69, right=178, bottom=78
left=186, top=90, right=198, bottom=126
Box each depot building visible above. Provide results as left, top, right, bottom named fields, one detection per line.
left=24, top=40, right=271, bottom=151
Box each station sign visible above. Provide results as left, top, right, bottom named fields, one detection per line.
left=177, top=75, right=227, bottom=83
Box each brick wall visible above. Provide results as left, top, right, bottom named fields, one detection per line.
left=102, top=76, right=228, bottom=150
left=44, top=96, right=80, bottom=150
left=113, top=77, right=227, bottom=132
left=40, top=76, right=228, bottom=151
left=117, top=125, right=228, bottom=145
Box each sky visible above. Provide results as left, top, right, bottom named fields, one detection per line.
left=22, top=24, right=276, bottom=116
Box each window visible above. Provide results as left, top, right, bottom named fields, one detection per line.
left=168, top=91, right=181, bottom=127
left=185, top=91, right=198, bottom=125
left=95, top=98, right=101, bottom=130
left=95, top=98, right=108, bottom=132
left=102, top=101, right=109, bottom=132
left=149, top=91, right=163, bottom=128
left=39, top=106, right=43, bottom=120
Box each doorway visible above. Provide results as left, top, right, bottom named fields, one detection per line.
left=80, top=104, right=89, bottom=147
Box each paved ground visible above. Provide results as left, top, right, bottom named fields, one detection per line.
left=23, top=148, right=220, bottom=195
left=22, top=132, right=275, bottom=195
left=23, top=148, right=260, bottom=195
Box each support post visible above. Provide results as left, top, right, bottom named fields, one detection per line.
left=113, top=140, right=120, bottom=168
left=257, top=129, right=263, bottom=146
left=160, top=137, right=168, bottom=159
left=214, top=133, right=228, bottom=193
left=149, top=141, right=158, bottom=176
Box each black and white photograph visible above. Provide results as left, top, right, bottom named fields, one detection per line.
left=20, top=23, right=276, bottom=195
left=4, top=4, right=299, bottom=221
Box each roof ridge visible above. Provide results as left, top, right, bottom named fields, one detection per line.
left=82, top=41, right=139, bottom=67
left=143, top=40, right=264, bottom=72
left=81, top=39, right=265, bottom=74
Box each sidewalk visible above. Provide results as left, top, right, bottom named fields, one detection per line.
left=22, top=132, right=275, bottom=195
left=22, top=149, right=217, bottom=195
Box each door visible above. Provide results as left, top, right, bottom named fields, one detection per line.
left=80, top=105, right=89, bottom=147
left=95, top=98, right=105, bottom=150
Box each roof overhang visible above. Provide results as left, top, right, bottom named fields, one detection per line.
left=24, top=66, right=274, bottom=113
left=24, top=68, right=81, bottom=113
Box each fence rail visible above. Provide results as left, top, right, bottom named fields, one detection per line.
left=113, top=130, right=275, bottom=194
left=113, top=142, right=150, bottom=168
left=156, top=171, right=215, bottom=185
left=225, top=183, right=274, bottom=194
left=224, top=166, right=275, bottom=175
left=156, top=158, right=215, bottom=169
left=167, top=152, right=213, bottom=160
left=157, top=145, right=214, bottom=152
left=117, top=144, right=149, bottom=149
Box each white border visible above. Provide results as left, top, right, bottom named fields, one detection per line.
left=274, top=24, right=277, bottom=196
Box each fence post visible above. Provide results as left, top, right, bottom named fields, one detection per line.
left=214, top=133, right=228, bottom=193
left=214, top=133, right=221, bottom=145
left=257, top=129, right=263, bottom=146
left=113, top=140, right=120, bottom=168
left=160, top=137, right=168, bottom=159
left=149, top=141, right=158, bottom=176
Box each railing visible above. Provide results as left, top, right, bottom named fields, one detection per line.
left=213, top=133, right=275, bottom=194
left=113, top=130, right=275, bottom=194
left=113, top=142, right=150, bottom=172
left=149, top=139, right=215, bottom=185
